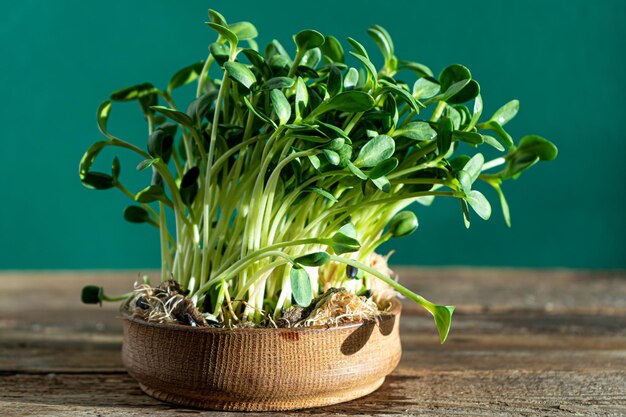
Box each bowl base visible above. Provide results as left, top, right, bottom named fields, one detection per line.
left=138, top=377, right=386, bottom=411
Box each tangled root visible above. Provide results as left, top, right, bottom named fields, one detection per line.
left=277, top=288, right=389, bottom=328
left=122, top=280, right=208, bottom=327
left=299, top=288, right=385, bottom=327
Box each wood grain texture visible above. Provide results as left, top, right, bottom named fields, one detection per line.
left=1, top=268, right=625, bottom=416
left=121, top=304, right=400, bottom=411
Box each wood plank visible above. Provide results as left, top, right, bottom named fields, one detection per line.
left=1, top=371, right=624, bottom=416
left=1, top=269, right=624, bottom=416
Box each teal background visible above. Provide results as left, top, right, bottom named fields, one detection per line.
left=1, top=0, right=624, bottom=269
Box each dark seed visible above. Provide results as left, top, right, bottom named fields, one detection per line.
left=135, top=297, right=149, bottom=310
left=346, top=265, right=359, bottom=279
left=207, top=319, right=224, bottom=328
left=183, top=313, right=198, bottom=327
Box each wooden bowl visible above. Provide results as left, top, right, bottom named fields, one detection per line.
left=121, top=299, right=402, bottom=411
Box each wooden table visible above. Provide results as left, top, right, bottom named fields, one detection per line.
left=1, top=269, right=625, bottom=416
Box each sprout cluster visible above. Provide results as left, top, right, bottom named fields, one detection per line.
left=80, top=9, right=557, bottom=342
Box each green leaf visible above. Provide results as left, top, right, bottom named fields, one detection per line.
left=371, top=176, right=391, bottom=192
left=136, top=158, right=158, bottom=171
left=295, top=252, right=331, bottom=267
left=290, top=266, right=312, bottom=307
left=167, top=61, right=205, bottom=92
left=369, top=157, right=398, bottom=179
left=270, top=89, right=291, bottom=125
left=124, top=206, right=150, bottom=224
left=296, top=65, right=320, bottom=79
left=348, top=51, right=378, bottom=85
left=241, top=48, right=267, bottom=73
left=294, top=29, right=325, bottom=52
left=320, top=35, right=344, bottom=63
left=384, top=93, right=399, bottom=127
left=501, top=153, right=540, bottom=179
left=323, top=149, right=340, bottom=165
left=457, top=170, right=472, bottom=194
left=180, top=167, right=200, bottom=206
left=337, top=144, right=354, bottom=166
left=483, top=135, right=505, bottom=151
left=339, top=223, right=357, bottom=239
left=229, top=21, right=258, bottom=41
left=367, top=24, right=394, bottom=63
left=413, top=78, right=440, bottom=99
left=347, top=161, right=368, bottom=180
left=81, top=285, right=103, bottom=305
left=466, top=190, right=491, bottom=220
left=346, top=37, right=369, bottom=59
left=393, top=121, right=436, bottom=141
left=224, top=61, right=256, bottom=89
left=437, top=117, right=453, bottom=155
left=301, top=48, right=322, bottom=68
left=449, top=155, right=471, bottom=173
left=343, top=67, right=359, bottom=89
left=327, top=138, right=346, bottom=150
left=151, top=106, right=194, bottom=127
left=81, top=172, right=115, bottom=190
left=498, top=135, right=557, bottom=180
left=388, top=211, right=418, bottom=237
left=207, top=9, right=227, bottom=26
left=295, top=77, right=309, bottom=120
left=148, top=128, right=174, bottom=159
left=262, top=76, right=295, bottom=90
left=477, top=120, right=514, bottom=149
left=329, top=223, right=360, bottom=254
left=468, top=94, right=483, bottom=130
left=96, top=100, right=112, bottom=137
left=379, top=79, right=422, bottom=113
left=326, top=66, right=343, bottom=97
left=463, top=153, right=484, bottom=183
left=446, top=106, right=462, bottom=130
left=135, top=184, right=167, bottom=204
left=439, top=64, right=471, bottom=92
left=425, top=79, right=470, bottom=105
left=308, top=90, right=374, bottom=120
left=354, top=135, right=395, bottom=168
left=303, top=186, right=338, bottom=202
left=490, top=100, right=519, bottom=126
left=490, top=181, right=511, bottom=227
left=429, top=305, right=455, bottom=344
left=187, top=93, right=216, bottom=124
left=315, top=120, right=350, bottom=140
left=243, top=96, right=276, bottom=127
left=79, top=141, right=108, bottom=179
left=448, top=80, right=480, bottom=104
left=517, top=135, right=558, bottom=161
left=206, top=22, right=238, bottom=45
left=398, top=60, right=433, bottom=77
left=460, top=199, right=471, bottom=228
left=209, top=42, right=230, bottom=66
left=110, top=83, right=158, bottom=102
left=452, top=130, right=483, bottom=145
left=111, top=157, right=120, bottom=180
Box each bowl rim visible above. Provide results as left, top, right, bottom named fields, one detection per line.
left=121, top=298, right=401, bottom=335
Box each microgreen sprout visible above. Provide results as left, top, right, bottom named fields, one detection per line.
left=80, top=9, right=556, bottom=343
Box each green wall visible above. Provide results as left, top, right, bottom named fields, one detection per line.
left=1, top=0, right=624, bottom=269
